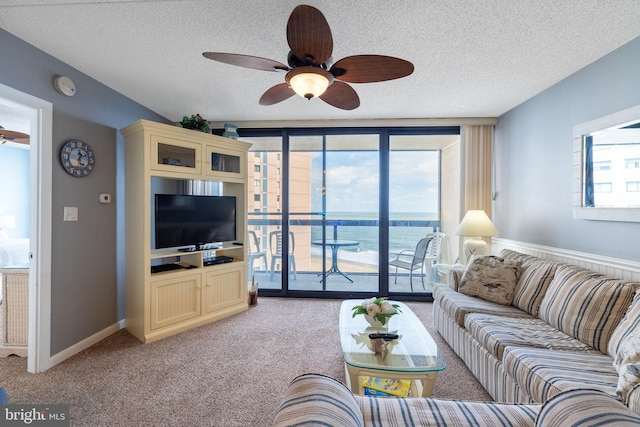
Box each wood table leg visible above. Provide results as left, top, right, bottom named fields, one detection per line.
left=420, top=372, right=438, bottom=397
left=344, top=363, right=362, bottom=394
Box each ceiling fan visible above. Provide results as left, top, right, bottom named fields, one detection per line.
left=0, top=126, right=29, bottom=145
left=203, top=4, right=414, bottom=110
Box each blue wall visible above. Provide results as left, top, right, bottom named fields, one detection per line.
left=0, top=28, right=171, bottom=355
left=0, top=145, right=29, bottom=237
left=495, top=36, right=640, bottom=261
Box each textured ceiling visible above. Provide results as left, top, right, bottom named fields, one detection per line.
left=1, top=0, right=640, bottom=125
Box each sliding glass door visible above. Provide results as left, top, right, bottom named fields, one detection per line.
left=245, top=136, right=284, bottom=291
left=241, top=127, right=458, bottom=300
left=387, top=135, right=443, bottom=294
left=286, top=134, right=380, bottom=293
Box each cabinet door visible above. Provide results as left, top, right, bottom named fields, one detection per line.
left=204, top=144, right=245, bottom=181
left=150, top=273, right=201, bottom=330
left=150, top=135, right=202, bottom=175
left=203, top=266, right=245, bottom=313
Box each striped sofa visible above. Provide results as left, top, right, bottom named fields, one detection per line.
left=433, top=249, right=640, bottom=415
left=272, top=374, right=640, bottom=426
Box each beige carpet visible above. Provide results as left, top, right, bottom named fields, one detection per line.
left=0, top=298, right=490, bottom=426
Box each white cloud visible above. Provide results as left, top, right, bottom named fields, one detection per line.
left=310, top=150, right=439, bottom=214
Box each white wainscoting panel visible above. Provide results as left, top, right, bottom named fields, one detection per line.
left=493, top=238, right=640, bottom=282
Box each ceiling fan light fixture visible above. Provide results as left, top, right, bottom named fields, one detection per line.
left=286, top=67, right=333, bottom=99
left=203, top=5, right=414, bottom=110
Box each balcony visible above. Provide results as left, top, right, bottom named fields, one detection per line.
left=247, top=216, right=442, bottom=294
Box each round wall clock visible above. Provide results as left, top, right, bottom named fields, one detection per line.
left=60, top=140, right=95, bottom=177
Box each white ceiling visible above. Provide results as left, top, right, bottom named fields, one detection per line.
left=1, top=0, right=640, bottom=125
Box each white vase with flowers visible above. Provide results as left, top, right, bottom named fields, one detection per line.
left=351, top=297, right=401, bottom=328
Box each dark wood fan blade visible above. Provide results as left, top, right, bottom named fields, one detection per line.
left=319, top=81, right=360, bottom=110
left=330, top=55, right=414, bottom=83
left=202, top=52, right=289, bottom=72
left=259, top=83, right=296, bottom=105
left=286, top=5, right=333, bottom=65
left=0, top=127, right=29, bottom=141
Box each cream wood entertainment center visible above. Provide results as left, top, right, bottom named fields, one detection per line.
left=121, top=120, right=250, bottom=343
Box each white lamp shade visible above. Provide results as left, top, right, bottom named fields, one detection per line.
left=455, top=210, right=498, bottom=265
left=455, top=210, right=498, bottom=237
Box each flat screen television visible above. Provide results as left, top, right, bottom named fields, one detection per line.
left=154, top=194, right=236, bottom=250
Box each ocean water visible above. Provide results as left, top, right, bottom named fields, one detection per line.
left=309, top=211, right=439, bottom=266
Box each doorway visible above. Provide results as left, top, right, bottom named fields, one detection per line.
left=0, top=83, right=53, bottom=373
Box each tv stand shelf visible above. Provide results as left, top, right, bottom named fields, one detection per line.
left=150, top=263, right=186, bottom=274
left=121, top=120, right=251, bottom=344
left=150, top=250, right=237, bottom=274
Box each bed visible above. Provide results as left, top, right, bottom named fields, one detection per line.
left=0, top=238, right=30, bottom=269
left=0, top=237, right=29, bottom=302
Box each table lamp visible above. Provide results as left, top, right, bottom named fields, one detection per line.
left=455, top=210, right=498, bottom=265
left=0, top=215, right=16, bottom=239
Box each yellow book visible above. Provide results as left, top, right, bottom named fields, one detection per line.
left=361, top=376, right=411, bottom=397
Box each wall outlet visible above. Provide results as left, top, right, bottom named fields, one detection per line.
left=99, top=193, right=112, bottom=204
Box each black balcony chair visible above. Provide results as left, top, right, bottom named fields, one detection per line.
left=389, top=236, right=433, bottom=291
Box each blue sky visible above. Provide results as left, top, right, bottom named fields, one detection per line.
left=310, top=150, right=439, bottom=215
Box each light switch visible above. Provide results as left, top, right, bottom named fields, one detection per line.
left=64, top=206, right=78, bottom=221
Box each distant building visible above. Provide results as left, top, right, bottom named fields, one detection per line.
left=248, top=150, right=313, bottom=273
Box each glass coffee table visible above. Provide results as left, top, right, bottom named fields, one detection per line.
left=339, top=300, right=446, bottom=397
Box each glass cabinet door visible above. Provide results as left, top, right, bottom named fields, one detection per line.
left=150, top=135, right=202, bottom=175
left=205, top=145, right=245, bottom=178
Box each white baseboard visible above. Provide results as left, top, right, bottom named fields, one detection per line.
left=49, top=319, right=125, bottom=367
left=493, top=238, right=640, bottom=282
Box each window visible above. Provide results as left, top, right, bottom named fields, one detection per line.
left=626, top=158, right=640, bottom=169
left=593, top=161, right=611, bottom=171
left=254, top=165, right=261, bottom=172
left=627, top=181, right=640, bottom=192
left=595, top=182, right=612, bottom=192
left=254, top=194, right=261, bottom=201
left=254, top=179, right=260, bottom=187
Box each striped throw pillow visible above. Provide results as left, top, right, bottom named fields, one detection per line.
left=538, top=264, right=637, bottom=353
left=498, top=249, right=540, bottom=264
left=512, top=261, right=558, bottom=316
